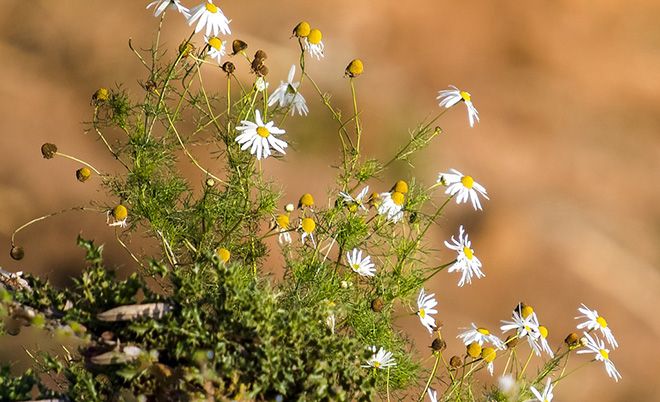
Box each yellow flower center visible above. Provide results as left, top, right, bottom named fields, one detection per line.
left=521, top=305, right=534, bottom=318
left=299, top=193, right=314, bottom=207
left=276, top=214, right=289, bottom=229
left=394, top=180, right=409, bottom=194
left=539, top=325, right=548, bottom=339
left=112, top=205, right=128, bottom=220
left=419, top=308, right=426, bottom=318
left=467, top=342, right=481, bottom=358
left=294, top=21, right=311, bottom=37
left=346, top=59, right=364, bottom=77
left=391, top=191, right=405, bottom=206
left=216, top=247, right=230, bottom=263
left=205, top=2, right=218, bottom=13
left=256, top=126, right=270, bottom=138
left=460, top=91, right=471, bottom=102
left=373, top=361, right=381, bottom=368
left=599, top=349, right=609, bottom=360
left=596, top=316, right=608, bottom=328
left=208, top=37, right=223, bottom=51
left=481, top=347, right=496, bottom=363
left=463, top=246, right=474, bottom=260
left=351, top=263, right=360, bottom=271
left=307, top=29, right=322, bottom=45
left=301, top=218, right=316, bottom=233
left=461, top=175, right=474, bottom=189
left=477, top=327, right=490, bottom=335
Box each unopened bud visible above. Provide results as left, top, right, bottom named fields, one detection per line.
left=293, top=21, right=311, bottom=38
left=565, top=332, right=580, bottom=347
left=76, top=167, right=92, bottom=182
left=345, top=59, right=364, bottom=78
left=10, top=246, right=24, bottom=261
left=231, top=39, right=248, bottom=55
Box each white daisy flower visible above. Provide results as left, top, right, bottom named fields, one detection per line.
left=500, top=307, right=539, bottom=341
left=575, top=303, right=618, bottom=349
left=444, top=225, right=485, bottom=287
left=416, top=288, right=438, bottom=334
left=528, top=325, right=554, bottom=357
left=427, top=388, right=438, bottom=402
left=458, top=323, right=505, bottom=349
left=147, top=0, right=190, bottom=18
left=268, top=65, right=308, bottom=116
left=204, top=35, right=225, bottom=63
left=530, top=378, right=554, bottom=402
left=438, top=169, right=489, bottom=211
left=300, top=217, right=316, bottom=247
left=188, top=0, right=231, bottom=37
left=577, top=332, right=621, bottom=382
left=235, top=110, right=287, bottom=160
left=377, top=191, right=405, bottom=223
left=346, top=248, right=376, bottom=277
left=362, top=346, right=396, bottom=369
left=339, top=185, right=370, bottom=211
left=303, top=28, right=324, bottom=59
left=436, top=85, right=480, bottom=127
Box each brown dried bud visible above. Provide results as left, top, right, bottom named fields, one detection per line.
left=254, top=49, right=267, bottom=61
left=565, top=332, right=580, bottom=347
left=10, top=245, right=24, bottom=261
left=144, top=79, right=157, bottom=93
left=221, top=61, right=236, bottom=74
left=449, top=355, right=463, bottom=368
left=179, top=41, right=195, bottom=57
left=371, top=297, right=384, bottom=312
left=41, top=143, right=58, bottom=159
left=505, top=334, right=518, bottom=348
left=431, top=338, right=446, bottom=352
left=232, top=39, right=248, bottom=55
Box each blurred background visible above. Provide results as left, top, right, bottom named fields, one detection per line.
left=1, top=0, right=659, bottom=400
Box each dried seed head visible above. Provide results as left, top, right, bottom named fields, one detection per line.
left=92, top=88, right=109, bottom=104
left=505, top=334, right=518, bottom=348
left=76, top=167, right=92, bottom=182
left=222, top=61, right=236, bottom=74
left=256, top=64, right=269, bottom=77
left=467, top=342, right=482, bottom=358
left=254, top=50, right=267, bottom=61
left=345, top=59, right=364, bottom=78
left=431, top=338, right=446, bottom=352
left=565, top=332, right=580, bottom=347
left=232, top=39, right=248, bottom=55
left=10, top=245, right=25, bottom=261
left=41, top=143, right=58, bottom=159
left=450, top=355, right=463, bottom=368
left=293, top=21, right=311, bottom=38
left=371, top=297, right=384, bottom=312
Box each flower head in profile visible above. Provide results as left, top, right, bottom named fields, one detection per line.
left=268, top=65, right=308, bottom=116
left=438, top=169, right=489, bottom=211
left=501, top=304, right=539, bottom=341
left=147, top=0, right=190, bottom=18
left=362, top=346, right=396, bottom=369
left=437, top=85, right=479, bottom=127
left=576, top=303, right=618, bottom=349
left=274, top=213, right=291, bottom=245
left=188, top=0, right=231, bottom=37
left=577, top=332, right=621, bottom=382
left=458, top=323, right=505, bottom=349
left=528, top=324, right=554, bottom=357
left=377, top=191, right=405, bottom=223
left=107, top=205, right=128, bottom=228
left=204, top=36, right=225, bottom=63
left=416, top=288, right=438, bottom=333
left=346, top=248, right=376, bottom=277
left=339, top=186, right=370, bottom=212
left=481, top=347, right=497, bottom=375
left=235, top=110, right=287, bottom=160
left=300, top=217, right=316, bottom=246
left=303, top=28, right=324, bottom=59
left=530, top=378, right=554, bottom=402
left=444, top=225, right=484, bottom=286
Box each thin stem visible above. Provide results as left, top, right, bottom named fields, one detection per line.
left=518, top=349, right=535, bottom=380
left=418, top=352, right=442, bottom=402
left=11, top=207, right=97, bottom=246
left=54, top=152, right=102, bottom=175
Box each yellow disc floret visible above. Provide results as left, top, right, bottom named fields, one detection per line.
left=477, top=327, right=490, bottom=335
left=481, top=347, right=496, bottom=363
left=112, top=205, right=128, bottom=221
left=92, top=88, right=109, bottom=102
left=538, top=325, right=549, bottom=339
left=276, top=214, right=290, bottom=229
left=463, top=246, right=474, bottom=260
left=345, top=59, right=364, bottom=78
left=521, top=305, right=534, bottom=318
left=217, top=247, right=231, bottom=263
left=208, top=37, right=223, bottom=51
left=419, top=308, right=426, bottom=318
left=599, top=349, right=609, bottom=360
left=294, top=21, right=311, bottom=38
left=460, top=91, right=471, bottom=102
left=391, top=191, right=405, bottom=206
left=205, top=2, right=218, bottom=13
left=299, top=193, right=314, bottom=208
left=596, top=316, right=608, bottom=328
left=393, top=180, right=409, bottom=194
left=256, top=126, right=270, bottom=138
left=301, top=218, right=316, bottom=233
left=461, top=175, right=475, bottom=189
left=76, top=167, right=92, bottom=182
left=467, top=342, right=481, bottom=358
left=307, top=29, right=322, bottom=45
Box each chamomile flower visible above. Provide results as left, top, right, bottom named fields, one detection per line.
left=339, top=185, right=370, bottom=211
left=268, top=65, right=308, bottom=116
left=436, top=85, right=480, bottom=127
left=188, top=0, right=231, bottom=37
left=275, top=214, right=292, bottom=245
left=500, top=306, right=539, bottom=341
left=300, top=217, right=316, bottom=246
left=107, top=205, right=128, bottom=228
left=377, top=191, right=405, bottom=223
left=235, top=110, right=287, bottom=160
left=458, top=323, right=505, bottom=349
left=204, top=35, right=225, bottom=63
left=147, top=0, right=190, bottom=18
left=362, top=346, right=396, bottom=369
left=346, top=248, right=376, bottom=277
left=530, top=325, right=554, bottom=357
left=416, top=288, right=438, bottom=333
left=577, top=332, right=621, bottom=382
left=304, top=28, right=324, bottom=60
left=444, top=225, right=485, bottom=287
left=427, top=388, right=438, bottom=402
left=576, top=304, right=618, bottom=349
left=530, top=378, right=554, bottom=402
left=481, top=347, right=497, bottom=375
left=438, top=169, right=489, bottom=211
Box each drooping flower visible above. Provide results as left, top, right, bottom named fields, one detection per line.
left=346, top=248, right=376, bottom=277
left=377, top=191, right=405, bottom=223
left=481, top=347, right=497, bottom=375
left=300, top=217, right=316, bottom=246
left=444, top=225, right=484, bottom=286
left=362, top=346, right=396, bottom=369
left=188, top=0, right=231, bottom=37
left=577, top=332, right=621, bottom=382
left=528, top=325, right=554, bottom=357
left=107, top=205, right=128, bottom=228
left=438, top=169, right=489, bottom=211
left=275, top=214, right=292, bottom=245
left=458, top=323, right=505, bottom=349
left=304, top=28, right=324, bottom=59
left=530, top=378, right=555, bottom=402
left=147, top=0, right=190, bottom=18
left=416, top=288, right=438, bottom=333
left=575, top=304, right=618, bottom=349
left=204, top=35, right=225, bottom=63
left=235, top=110, right=287, bottom=160
left=436, top=85, right=479, bottom=127
left=268, top=65, right=308, bottom=116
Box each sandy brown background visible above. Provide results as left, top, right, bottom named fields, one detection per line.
left=1, top=1, right=659, bottom=400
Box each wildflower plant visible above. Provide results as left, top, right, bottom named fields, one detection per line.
left=0, top=3, right=622, bottom=401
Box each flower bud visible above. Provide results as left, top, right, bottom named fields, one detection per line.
left=41, top=143, right=58, bottom=159
left=76, top=167, right=92, bottom=182
left=92, top=88, right=109, bottom=104
left=392, top=180, right=409, bottom=194
left=371, top=297, right=384, bottom=312
left=564, top=332, right=580, bottom=347
left=345, top=59, right=364, bottom=78
left=231, top=39, right=248, bottom=55
left=431, top=338, right=446, bottom=352
left=293, top=21, right=311, bottom=38
left=222, top=61, right=236, bottom=74
left=298, top=193, right=314, bottom=209
left=217, top=247, right=231, bottom=263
